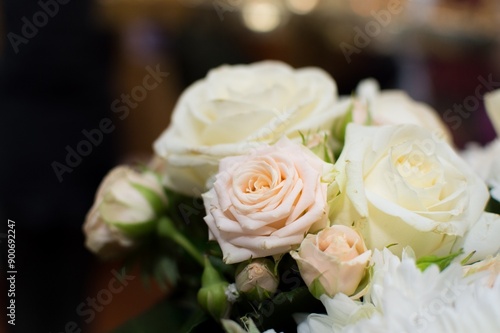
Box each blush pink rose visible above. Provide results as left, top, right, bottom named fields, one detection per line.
left=291, top=225, right=371, bottom=298
left=202, top=138, right=329, bottom=264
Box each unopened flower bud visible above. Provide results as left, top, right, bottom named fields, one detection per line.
left=235, top=258, right=279, bottom=301
left=291, top=225, right=371, bottom=299
left=98, top=167, right=167, bottom=236
left=302, top=131, right=335, bottom=164
left=463, top=255, right=500, bottom=288
left=83, top=166, right=167, bottom=259
left=197, top=257, right=230, bottom=320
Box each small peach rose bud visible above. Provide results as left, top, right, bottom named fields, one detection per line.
left=291, top=225, right=371, bottom=299
left=235, top=258, right=279, bottom=301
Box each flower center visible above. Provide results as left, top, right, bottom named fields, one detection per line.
left=319, top=233, right=353, bottom=256
left=246, top=175, right=271, bottom=193
left=391, top=142, right=442, bottom=189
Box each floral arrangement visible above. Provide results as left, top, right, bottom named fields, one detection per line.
left=83, top=61, right=500, bottom=333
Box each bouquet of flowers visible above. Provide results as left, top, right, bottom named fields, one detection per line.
left=83, top=61, right=500, bottom=333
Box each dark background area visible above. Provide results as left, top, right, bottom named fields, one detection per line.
left=0, top=0, right=499, bottom=332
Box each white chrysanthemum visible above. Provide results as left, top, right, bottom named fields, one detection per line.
left=430, top=279, right=500, bottom=333
left=297, top=249, right=500, bottom=333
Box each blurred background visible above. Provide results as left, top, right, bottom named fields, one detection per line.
left=0, top=0, right=499, bottom=332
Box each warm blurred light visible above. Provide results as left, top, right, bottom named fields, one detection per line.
left=176, top=0, right=204, bottom=7
left=242, top=0, right=282, bottom=33
left=285, top=0, right=319, bottom=15
left=350, top=0, right=382, bottom=17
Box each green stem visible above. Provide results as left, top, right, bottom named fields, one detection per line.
left=158, top=216, right=205, bottom=267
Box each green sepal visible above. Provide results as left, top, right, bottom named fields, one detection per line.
left=308, top=276, right=327, bottom=299
left=131, top=182, right=166, bottom=216
left=416, top=248, right=464, bottom=272
left=110, top=218, right=157, bottom=237
left=242, top=285, right=274, bottom=302
left=198, top=257, right=230, bottom=321
left=350, top=264, right=373, bottom=299
left=332, top=101, right=354, bottom=143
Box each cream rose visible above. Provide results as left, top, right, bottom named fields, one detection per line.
left=290, top=225, right=371, bottom=298
left=461, top=140, right=500, bottom=202
left=357, top=79, right=451, bottom=139
left=461, top=89, right=500, bottom=202
left=331, top=124, right=489, bottom=258
left=202, top=138, right=330, bottom=264
left=334, top=79, right=451, bottom=143
left=83, top=166, right=168, bottom=259
left=485, top=88, right=500, bottom=135
left=154, top=61, right=341, bottom=196
left=489, top=148, right=500, bottom=203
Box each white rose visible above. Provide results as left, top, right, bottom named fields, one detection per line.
left=485, top=88, right=500, bottom=136
left=461, top=89, right=500, bottom=203
left=331, top=124, right=489, bottom=258
left=347, top=79, right=452, bottom=142
left=154, top=61, right=341, bottom=196
left=484, top=89, right=500, bottom=201
left=461, top=139, right=500, bottom=202
left=459, top=212, right=500, bottom=263
left=486, top=148, right=500, bottom=204
left=460, top=140, right=500, bottom=181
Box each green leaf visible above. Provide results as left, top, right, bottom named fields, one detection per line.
left=276, top=285, right=310, bottom=304
left=154, top=256, right=179, bottom=289
left=179, top=307, right=209, bottom=333
left=416, top=249, right=464, bottom=272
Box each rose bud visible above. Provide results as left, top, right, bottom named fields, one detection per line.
left=463, top=255, right=500, bottom=288
left=301, top=131, right=335, bottom=163
left=291, top=225, right=371, bottom=299
left=197, top=257, right=230, bottom=320
left=235, top=258, right=279, bottom=301
left=83, top=166, right=168, bottom=259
